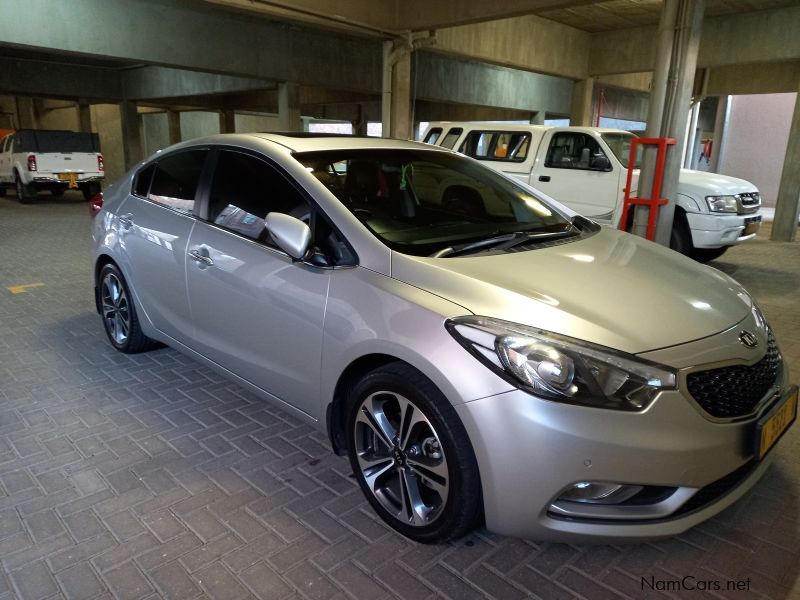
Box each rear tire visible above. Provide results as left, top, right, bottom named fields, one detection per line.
left=98, top=263, right=158, bottom=354
left=0, top=185, right=6, bottom=197
left=82, top=182, right=101, bottom=201
left=15, top=175, right=34, bottom=204
left=345, top=362, right=482, bottom=543
left=692, top=246, right=729, bottom=263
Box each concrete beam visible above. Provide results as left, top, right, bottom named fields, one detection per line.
left=0, top=58, right=122, bottom=101
left=434, top=15, right=590, bottom=80
left=416, top=52, right=573, bottom=115
left=590, top=6, right=800, bottom=76
left=415, top=101, right=534, bottom=123
left=706, top=62, right=800, bottom=96
left=0, top=0, right=381, bottom=93
left=124, top=66, right=273, bottom=100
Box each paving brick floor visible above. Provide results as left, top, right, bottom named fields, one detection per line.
left=0, top=192, right=798, bottom=600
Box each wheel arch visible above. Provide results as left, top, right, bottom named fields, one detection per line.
left=326, top=353, right=404, bottom=455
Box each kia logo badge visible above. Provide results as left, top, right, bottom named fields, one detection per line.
left=739, top=331, right=758, bottom=349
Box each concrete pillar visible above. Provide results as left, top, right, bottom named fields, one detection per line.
left=77, top=100, right=92, bottom=133
left=390, top=47, right=413, bottom=140
left=633, top=0, right=705, bottom=246
left=530, top=111, right=546, bottom=125
left=278, top=82, right=302, bottom=131
left=569, top=78, right=594, bottom=127
left=708, top=95, right=728, bottom=173
left=14, top=96, right=37, bottom=129
left=771, top=87, right=800, bottom=242
left=219, top=109, right=236, bottom=134
left=120, top=101, right=143, bottom=170
left=352, top=104, right=368, bottom=136
left=683, top=100, right=701, bottom=168
left=167, top=109, right=181, bottom=145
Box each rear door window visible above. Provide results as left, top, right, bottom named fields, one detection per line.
left=459, top=131, right=531, bottom=162
left=423, top=128, right=443, bottom=145
left=147, top=150, right=208, bottom=213
left=439, top=128, right=463, bottom=149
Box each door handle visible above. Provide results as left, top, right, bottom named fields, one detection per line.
left=118, top=213, right=133, bottom=228
left=189, top=249, right=214, bottom=266
left=538, top=175, right=551, bottom=182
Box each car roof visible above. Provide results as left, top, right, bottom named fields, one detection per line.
left=249, top=133, right=445, bottom=153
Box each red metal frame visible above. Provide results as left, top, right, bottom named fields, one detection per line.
left=618, top=137, right=676, bottom=241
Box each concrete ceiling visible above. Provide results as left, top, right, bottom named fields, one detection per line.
left=200, top=0, right=800, bottom=33
left=539, top=0, right=800, bottom=32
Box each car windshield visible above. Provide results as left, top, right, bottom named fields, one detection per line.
left=601, top=132, right=641, bottom=169
left=295, top=149, right=573, bottom=257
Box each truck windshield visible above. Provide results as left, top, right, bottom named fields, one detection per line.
left=295, top=149, right=573, bottom=257
left=601, top=132, right=641, bottom=169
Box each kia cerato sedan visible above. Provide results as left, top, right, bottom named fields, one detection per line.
left=90, top=133, right=797, bottom=543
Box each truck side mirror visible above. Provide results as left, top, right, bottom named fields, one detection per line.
left=590, top=155, right=612, bottom=172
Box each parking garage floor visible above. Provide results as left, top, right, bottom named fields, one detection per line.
left=0, top=193, right=798, bottom=600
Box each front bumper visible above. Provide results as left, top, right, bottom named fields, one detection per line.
left=455, top=383, right=788, bottom=542
left=686, top=211, right=762, bottom=248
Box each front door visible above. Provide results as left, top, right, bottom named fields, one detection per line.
left=186, top=149, right=328, bottom=419
left=531, top=130, right=621, bottom=223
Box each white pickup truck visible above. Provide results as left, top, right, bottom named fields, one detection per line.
left=0, top=129, right=104, bottom=203
left=422, top=122, right=763, bottom=262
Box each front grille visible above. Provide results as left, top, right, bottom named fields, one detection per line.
left=737, top=192, right=761, bottom=214
left=686, top=329, right=781, bottom=418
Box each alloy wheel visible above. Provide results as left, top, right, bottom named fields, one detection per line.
left=101, top=272, right=130, bottom=345
left=353, top=391, right=449, bottom=527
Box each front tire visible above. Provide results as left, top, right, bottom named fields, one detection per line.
left=669, top=213, right=692, bottom=257
left=98, top=264, right=157, bottom=354
left=345, top=362, right=482, bottom=543
left=692, top=246, right=729, bottom=263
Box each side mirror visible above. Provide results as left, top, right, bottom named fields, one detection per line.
left=265, top=212, right=311, bottom=260
left=590, top=154, right=612, bottom=172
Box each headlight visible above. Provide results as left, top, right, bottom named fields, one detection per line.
left=446, top=316, right=676, bottom=411
left=705, top=195, right=738, bottom=213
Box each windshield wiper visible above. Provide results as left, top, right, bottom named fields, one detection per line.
left=429, top=232, right=527, bottom=258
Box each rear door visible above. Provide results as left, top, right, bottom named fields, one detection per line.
left=119, top=149, right=209, bottom=344
left=531, top=129, right=620, bottom=222
left=185, top=149, right=329, bottom=418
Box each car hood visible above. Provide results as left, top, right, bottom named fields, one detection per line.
left=677, top=168, right=758, bottom=197
left=391, top=228, right=752, bottom=355
left=629, top=169, right=758, bottom=199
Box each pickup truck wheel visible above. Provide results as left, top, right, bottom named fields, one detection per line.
left=692, top=246, right=729, bottom=263
left=82, top=183, right=101, bottom=201
left=669, top=215, right=691, bottom=256
left=15, top=176, right=33, bottom=204
left=0, top=186, right=6, bottom=197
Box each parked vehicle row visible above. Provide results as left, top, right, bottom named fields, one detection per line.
left=91, top=133, right=796, bottom=543
left=0, top=129, right=104, bottom=203
left=422, top=122, right=763, bottom=262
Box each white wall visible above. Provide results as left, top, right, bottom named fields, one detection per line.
left=719, top=93, right=796, bottom=207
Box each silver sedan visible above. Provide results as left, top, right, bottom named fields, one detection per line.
left=91, top=134, right=797, bottom=543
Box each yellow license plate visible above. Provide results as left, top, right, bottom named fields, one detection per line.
left=757, top=387, right=797, bottom=459
left=744, top=221, right=761, bottom=236
left=58, top=173, right=79, bottom=189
